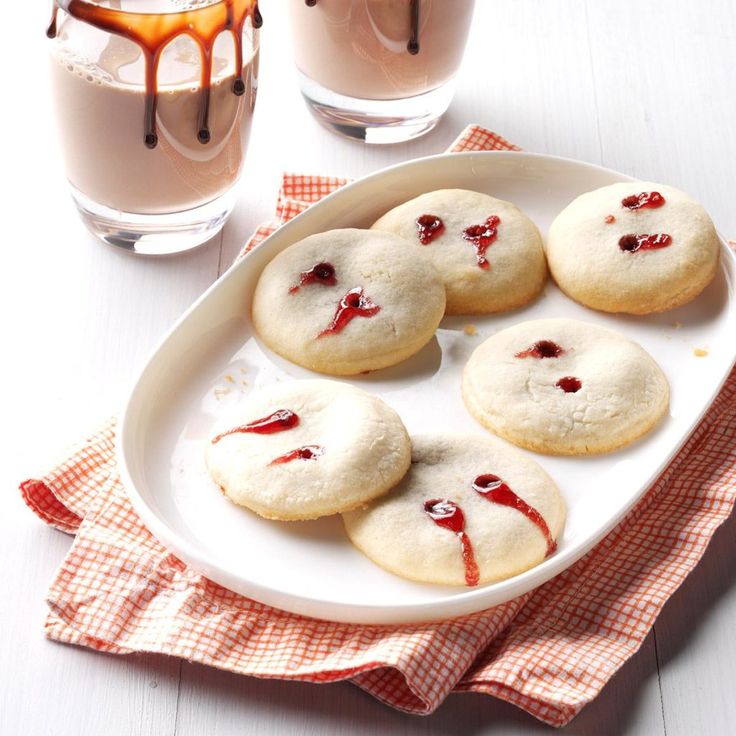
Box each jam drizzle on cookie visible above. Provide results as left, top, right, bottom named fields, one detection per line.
left=211, top=409, right=299, bottom=444
left=289, top=262, right=337, bottom=293
left=621, top=191, right=666, bottom=210
left=473, top=474, right=557, bottom=556
left=318, top=287, right=381, bottom=337
left=269, top=445, right=325, bottom=465
left=462, top=215, right=501, bottom=269
left=618, top=233, right=672, bottom=252
left=515, top=340, right=565, bottom=359
left=556, top=376, right=582, bottom=393
left=423, top=499, right=480, bottom=586
left=415, top=214, right=445, bottom=244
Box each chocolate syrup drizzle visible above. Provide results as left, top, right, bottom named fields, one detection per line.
left=305, top=0, right=421, bottom=54
left=46, top=5, right=59, bottom=38
left=407, top=0, right=420, bottom=54
left=46, top=0, right=260, bottom=149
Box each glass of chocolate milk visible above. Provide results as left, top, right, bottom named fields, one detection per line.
left=288, top=0, right=475, bottom=143
left=47, top=0, right=261, bottom=254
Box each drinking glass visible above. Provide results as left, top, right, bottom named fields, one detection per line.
left=288, top=0, right=475, bottom=143
left=48, top=0, right=260, bottom=254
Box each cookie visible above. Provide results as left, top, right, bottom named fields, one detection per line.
left=205, top=379, right=411, bottom=520
left=370, top=188, right=546, bottom=314
left=546, top=182, right=720, bottom=314
left=252, top=229, right=446, bottom=375
left=462, top=318, right=669, bottom=455
left=342, top=434, right=565, bottom=586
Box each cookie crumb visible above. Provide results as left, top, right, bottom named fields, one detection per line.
left=214, top=387, right=231, bottom=400
left=605, top=214, right=616, bottom=224
left=463, top=324, right=478, bottom=336
left=224, top=374, right=234, bottom=384
left=673, top=321, right=683, bottom=330
left=693, top=347, right=709, bottom=357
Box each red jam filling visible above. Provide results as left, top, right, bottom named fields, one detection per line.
left=415, top=214, right=445, bottom=244
left=462, top=215, right=501, bottom=269
left=211, top=409, right=298, bottom=444
left=618, top=233, right=672, bottom=252
left=270, top=445, right=325, bottom=465
left=423, top=499, right=479, bottom=586
left=515, top=340, right=565, bottom=359
left=289, top=262, right=337, bottom=293
left=621, top=191, right=665, bottom=210
left=556, top=376, right=582, bottom=393
left=318, top=287, right=381, bottom=337
left=472, top=475, right=557, bottom=556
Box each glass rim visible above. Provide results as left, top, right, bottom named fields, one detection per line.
left=58, top=0, right=252, bottom=19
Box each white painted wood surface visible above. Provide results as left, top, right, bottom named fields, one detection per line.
left=2, top=0, right=735, bottom=733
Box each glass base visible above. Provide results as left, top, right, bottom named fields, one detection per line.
left=70, top=185, right=237, bottom=255
left=297, top=70, right=455, bottom=144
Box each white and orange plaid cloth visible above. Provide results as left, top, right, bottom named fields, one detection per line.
left=21, top=126, right=736, bottom=727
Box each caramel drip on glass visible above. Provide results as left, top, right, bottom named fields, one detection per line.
left=225, top=2, right=242, bottom=95
left=253, top=1, right=263, bottom=28
left=48, top=0, right=259, bottom=148
left=46, top=4, right=59, bottom=38
left=407, top=0, right=420, bottom=54
left=305, top=0, right=421, bottom=54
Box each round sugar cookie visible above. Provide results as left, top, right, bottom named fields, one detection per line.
left=370, top=188, right=547, bottom=314
left=342, top=434, right=565, bottom=587
left=252, top=229, right=445, bottom=375
left=205, top=379, right=411, bottom=520
left=462, top=318, right=669, bottom=455
left=546, top=182, right=720, bottom=314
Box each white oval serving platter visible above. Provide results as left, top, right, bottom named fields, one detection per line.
left=118, top=151, right=736, bottom=624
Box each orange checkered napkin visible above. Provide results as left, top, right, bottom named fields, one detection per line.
left=20, top=125, right=736, bottom=727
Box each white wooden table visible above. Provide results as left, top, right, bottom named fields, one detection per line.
left=3, top=1, right=735, bottom=733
